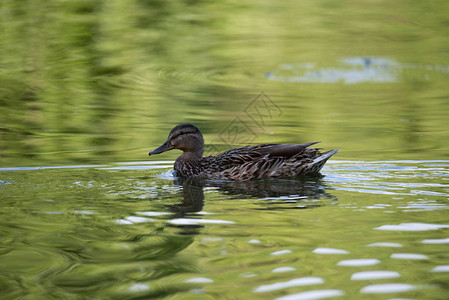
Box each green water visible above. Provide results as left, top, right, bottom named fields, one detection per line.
left=1, top=0, right=449, bottom=299
left=2, top=0, right=449, bottom=165
left=1, top=162, right=449, bottom=299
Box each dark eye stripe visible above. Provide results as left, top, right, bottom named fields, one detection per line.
left=172, top=130, right=195, bottom=140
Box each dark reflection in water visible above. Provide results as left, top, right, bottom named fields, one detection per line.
left=167, top=177, right=206, bottom=216
left=167, top=175, right=337, bottom=218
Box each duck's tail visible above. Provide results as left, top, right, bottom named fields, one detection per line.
left=315, top=149, right=339, bottom=164
left=302, top=149, right=339, bottom=175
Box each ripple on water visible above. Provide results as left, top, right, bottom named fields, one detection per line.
left=114, top=216, right=155, bottom=224
left=313, top=247, right=349, bottom=254
left=421, top=237, right=449, bottom=244
left=337, top=259, right=381, bottom=267
left=128, top=283, right=150, bottom=292
left=0, top=165, right=105, bottom=171
left=399, top=201, right=449, bottom=212
left=374, top=223, right=449, bottom=231
left=156, top=169, right=176, bottom=180
left=271, top=249, right=293, bottom=256
left=115, top=219, right=133, bottom=225
left=390, top=253, right=429, bottom=260
left=351, top=271, right=401, bottom=280
left=72, top=210, right=95, bottom=215
left=265, top=57, right=403, bottom=84
left=201, top=237, right=224, bottom=243
left=360, top=283, right=416, bottom=294
left=367, top=242, right=403, bottom=247
left=275, top=289, right=345, bottom=300
left=125, top=216, right=154, bottom=223
left=430, top=265, right=449, bottom=272
left=185, top=277, right=214, bottom=283
left=254, top=277, right=324, bottom=293
left=166, top=218, right=235, bottom=225
left=240, top=272, right=257, bottom=278
left=116, top=161, right=174, bottom=165
left=136, top=211, right=171, bottom=217
left=100, top=165, right=173, bottom=170
left=272, top=266, right=297, bottom=273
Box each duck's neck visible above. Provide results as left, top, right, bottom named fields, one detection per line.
left=179, top=151, right=203, bottom=161
left=174, top=151, right=203, bottom=176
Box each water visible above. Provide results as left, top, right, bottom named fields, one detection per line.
left=1, top=161, right=448, bottom=299
left=1, top=0, right=449, bottom=299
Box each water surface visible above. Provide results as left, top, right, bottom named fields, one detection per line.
left=1, top=161, right=448, bottom=299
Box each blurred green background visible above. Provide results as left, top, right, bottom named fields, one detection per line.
left=1, top=0, right=449, bottom=166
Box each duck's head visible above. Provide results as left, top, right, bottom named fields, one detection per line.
left=149, top=124, right=204, bottom=157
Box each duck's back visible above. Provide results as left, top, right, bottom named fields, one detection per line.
left=200, top=143, right=337, bottom=180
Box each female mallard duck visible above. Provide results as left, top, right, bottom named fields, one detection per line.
left=149, top=124, right=338, bottom=181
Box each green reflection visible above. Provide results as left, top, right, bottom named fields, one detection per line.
left=2, top=0, right=449, bottom=166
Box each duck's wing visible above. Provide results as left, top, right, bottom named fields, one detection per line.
left=204, top=142, right=320, bottom=172
left=203, top=143, right=338, bottom=180
left=205, top=145, right=267, bottom=171
left=262, top=142, right=320, bottom=158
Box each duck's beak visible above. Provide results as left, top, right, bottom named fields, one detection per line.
left=149, top=141, right=173, bottom=156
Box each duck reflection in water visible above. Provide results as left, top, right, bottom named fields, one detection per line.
left=166, top=175, right=337, bottom=216
left=166, top=177, right=206, bottom=216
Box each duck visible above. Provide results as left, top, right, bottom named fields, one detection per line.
left=148, top=124, right=339, bottom=181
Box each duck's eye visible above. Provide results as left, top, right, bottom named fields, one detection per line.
left=173, top=130, right=193, bottom=140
